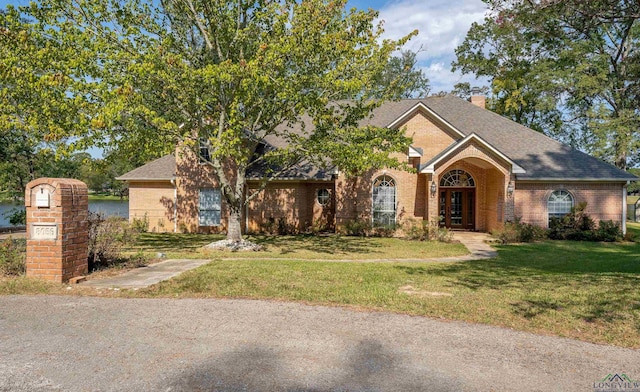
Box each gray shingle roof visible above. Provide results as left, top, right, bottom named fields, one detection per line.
left=357, top=96, right=634, bottom=181
left=118, top=95, right=637, bottom=182
left=116, top=155, right=176, bottom=181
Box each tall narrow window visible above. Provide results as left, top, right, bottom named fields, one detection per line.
left=199, top=188, right=221, bottom=226
left=199, top=139, right=211, bottom=162
left=548, top=190, right=573, bottom=223
left=372, top=175, right=397, bottom=226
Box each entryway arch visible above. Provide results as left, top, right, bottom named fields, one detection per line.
left=438, top=169, right=476, bottom=229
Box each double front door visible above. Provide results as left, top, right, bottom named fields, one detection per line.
left=439, top=189, right=475, bottom=229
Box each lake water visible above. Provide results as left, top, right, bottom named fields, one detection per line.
left=0, top=200, right=129, bottom=228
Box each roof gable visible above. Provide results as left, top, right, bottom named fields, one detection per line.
left=420, top=133, right=526, bottom=174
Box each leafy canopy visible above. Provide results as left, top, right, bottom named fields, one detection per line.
left=453, top=0, right=640, bottom=170
left=7, top=0, right=419, bottom=238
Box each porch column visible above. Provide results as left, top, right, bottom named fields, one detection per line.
left=427, top=175, right=439, bottom=223
left=504, top=174, right=516, bottom=222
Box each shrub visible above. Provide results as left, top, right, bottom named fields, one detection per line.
left=401, top=218, right=453, bottom=242
left=370, top=224, right=397, bottom=238
left=547, top=203, right=623, bottom=242
left=131, top=213, right=149, bottom=233
left=595, top=220, right=623, bottom=242
left=494, top=218, right=546, bottom=244
left=87, top=212, right=140, bottom=271
left=259, top=217, right=298, bottom=235
left=342, top=219, right=372, bottom=237
left=548, top=202, right=596, bottom=240
left=0, top=238, right=26, bottom=276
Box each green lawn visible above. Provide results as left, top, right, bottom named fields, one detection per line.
left=138, top=239, right=640, bottom=348
left=3, top=232, right=640, bottom=348
left=628, top=221, right=640, bottom=238
left=130, top=233, right=469, bottom=260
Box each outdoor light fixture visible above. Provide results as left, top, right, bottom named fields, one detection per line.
left=430, top=182, right=437, bottom=196
left=507, top=181, right=514, bottom=197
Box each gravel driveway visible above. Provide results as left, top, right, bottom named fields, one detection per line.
left=1, top=296, right=638, bottom=391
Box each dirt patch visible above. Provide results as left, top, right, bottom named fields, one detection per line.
left=398, top=285, right=453, bottom=297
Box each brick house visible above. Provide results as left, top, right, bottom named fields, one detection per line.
left=117, top=95, right=636, bottom=234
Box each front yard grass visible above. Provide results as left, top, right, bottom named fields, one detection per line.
left=138, top=239, right=640, bottom=348
left=627, top=221, right=640, bottom=238
left=130, top=233, right=469, bottom=260
left=2, top=232, right=640, bottom=348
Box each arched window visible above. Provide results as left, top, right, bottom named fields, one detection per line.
left=372, top=175, right=396, bottom=226
left=316, top=188, right=330, bottom=206
left=439, top=169, right=475, bottom=187
left=548, top=190, right=574, bottom=222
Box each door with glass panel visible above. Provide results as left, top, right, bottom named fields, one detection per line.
left=439, top=189, right=475, bottom=229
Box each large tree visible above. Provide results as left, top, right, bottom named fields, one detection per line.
left=453, top=0, right=640, bottom=169
left=11, top=0, right=416, bottom=241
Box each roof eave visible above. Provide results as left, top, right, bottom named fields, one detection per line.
left=115, top=177, right=174, bottom=182
left=515, top=177, right=635, bottom=182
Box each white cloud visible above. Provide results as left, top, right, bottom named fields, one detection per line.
left=377, top=0, right=488, bottom=92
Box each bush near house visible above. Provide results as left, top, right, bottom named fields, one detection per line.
left=495, top=203, right=624, bottom=244
left=548, top=203, right=623, bottom=242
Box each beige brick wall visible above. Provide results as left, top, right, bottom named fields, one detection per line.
left=398, top=112, right=457, bottom=162
left=175, top=147, right=225, bottom=233
left=128, top=181, right=175, bottom=233
left=515, top=182, right=625, bottom=228
left=335, top=168, right=426, bottom=228
left=246, top=181, right=335, bottom=233
left=25, top=178, right=88, bottom=283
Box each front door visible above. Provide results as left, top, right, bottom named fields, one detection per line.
left=439, top=189, right=475, bottom=229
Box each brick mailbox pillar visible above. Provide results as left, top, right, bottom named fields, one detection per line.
left=25, top=178, right=89, bottom=283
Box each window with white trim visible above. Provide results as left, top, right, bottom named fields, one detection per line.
left=372, top=175, right=396, bottom=226
left=316, top=188, right=330, bottom=206
left=199, top=188, right=221, bottom=226
left=548, top=190, right=573, bottom=223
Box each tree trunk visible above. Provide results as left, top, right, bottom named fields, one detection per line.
left=227, top=204, right=243, bottom=242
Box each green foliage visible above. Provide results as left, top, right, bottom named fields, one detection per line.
left=493, top=218, right=546, bottom=244
left=547, top=202, right=623, bottom=242
left=548, top=202, right=596, bottom=241
left=131, top=214, right=149, bottom=234
left=0, top=238, right=26, bottom=276
left=11, top=0, right=418, bottom=241
left=87, top=212, right=141, bottom=271
left=402, top=218, right=453, bottom=242
left=341, top=219, right=373, bottom=237
left=374, top=50, right=430, bottom=99
left=454, top=0, right=640, bottom=168
left=595, top=220, right=624, bottom=242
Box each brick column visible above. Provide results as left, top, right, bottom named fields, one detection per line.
left=504, top=174, right=516, bottom=223
left=25, top=178, right=88, bottom=283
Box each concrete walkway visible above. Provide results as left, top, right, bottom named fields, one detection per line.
left=81, top=232, right=497, bottom=290
left=81, top=259, right=212, bottom=289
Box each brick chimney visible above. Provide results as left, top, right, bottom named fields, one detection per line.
left=470, top=95, right=486, bottom=109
